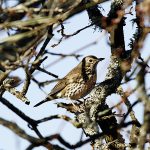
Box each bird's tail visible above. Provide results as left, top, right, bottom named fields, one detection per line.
left=34, top=96, right=53, bottom=107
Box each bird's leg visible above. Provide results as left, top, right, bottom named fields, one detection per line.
left=69, top=99, right=80, bottom=112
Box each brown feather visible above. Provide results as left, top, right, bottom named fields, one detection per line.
left=50, top=63, right=82, bottom=96
left=34, top=55, right=104, bottom=107
left=49, top=78, right=68, bottom=96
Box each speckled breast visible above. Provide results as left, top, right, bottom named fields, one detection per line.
left=63, top=75, right=96, bottom=100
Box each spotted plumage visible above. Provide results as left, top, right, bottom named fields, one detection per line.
left=34, top=55, right=104, bottom=107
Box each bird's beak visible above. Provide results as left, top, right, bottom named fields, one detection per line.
left=98, top=58, right=105, bottom=61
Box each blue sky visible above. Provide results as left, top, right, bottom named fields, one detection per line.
left=0, top=1, right=150, bottom=150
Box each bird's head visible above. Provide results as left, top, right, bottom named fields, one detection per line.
left=80, top=55, right=105, bottom=76
left=82, top=55, right=104, bottom=70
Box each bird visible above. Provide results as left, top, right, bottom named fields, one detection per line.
left=34, top=55, right=104, bottom=107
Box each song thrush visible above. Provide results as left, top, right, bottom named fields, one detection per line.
left=34, top=55, right=104, bottom=107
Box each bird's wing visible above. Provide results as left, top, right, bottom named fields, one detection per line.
left=49, top=78, right=68, bottom=96
left=49, top=71, right=81, bottom=96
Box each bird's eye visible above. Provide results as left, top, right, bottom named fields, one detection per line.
left=89, top=59, right=93, bottom=62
